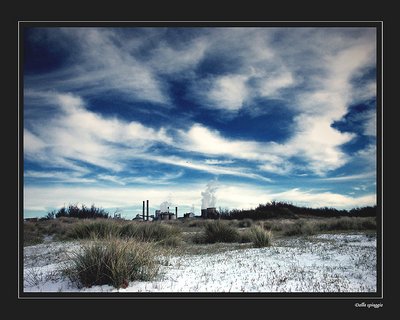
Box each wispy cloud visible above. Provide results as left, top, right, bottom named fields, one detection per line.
left=25, top=170, right=96, bottom=183
left=318, top=172, right=375, bottom=182
left=139, top=154, right=273, bottom=182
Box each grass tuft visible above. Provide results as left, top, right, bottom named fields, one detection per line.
left=202, top=220, right=240, bottom=243
left=64, top=238, right=159, bottom=288
left=250, top=226, right=273, bottom=247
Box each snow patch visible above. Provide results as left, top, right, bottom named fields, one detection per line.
left=23, top=233, right=377, bottom=293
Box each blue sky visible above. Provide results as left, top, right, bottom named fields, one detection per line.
left=23, top=27, right=377, bottom=218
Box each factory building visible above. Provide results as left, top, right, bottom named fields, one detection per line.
left=201, top=207, right=219, bottom=219
left=154, top=207, right=177, bottom=220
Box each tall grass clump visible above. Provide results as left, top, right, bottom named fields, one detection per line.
left=202, top=220, right=240, bottom=243
left=64, top=238, right=159, bottom=288
left=283, top=220, right=315, bottom=236
left=119, top=222, right=182, bottom=246
left=249, top=226, right=272, bottom=247
left=67, top=220, right=120, bottom=239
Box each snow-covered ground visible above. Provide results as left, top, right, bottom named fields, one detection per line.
left=23, top=233, right=376, bottom=293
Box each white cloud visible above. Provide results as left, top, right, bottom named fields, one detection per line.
left=267, top=188, right=376, bottom=209
left=187, top=28, right=376, bottom=175
left=148, top=37, right=208, bottom=75
left=97, top=171, right=184, bottom=186
left=25, top=92, right=277, bottom=182
left=283, top=116, right=356, bottom=175
left=363, top=110, right=376, bottom=137
left=276, top=32, right=376, bottom=175
left=204, top=159, right=235, bottom=165
left=26, top=28, right=169, bottom=105
left=206, top=74, right=249, bottom=111
left=140, top=154, right=273, bottom=182
left=257, top=71, right=295, bottom=97
left=319, top=172, right=375, bottom=182
left=24, top=129, right=46, bottom=154
left=25, top=92, right=172, bottom=173
left=175, top=121, right=354, bottom=176
left=25, top=170, right=96, bottom=183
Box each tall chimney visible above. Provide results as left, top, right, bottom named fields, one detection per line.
left=142, top=201, right=145, bottom=221
left=146, top=200, right=149, bottom=221
left=175, top=207, right=178, bottom=218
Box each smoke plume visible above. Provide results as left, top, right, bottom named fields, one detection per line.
left=201, top=180, right=218, bottom=209
left=160, top=201, right=172, bottom=213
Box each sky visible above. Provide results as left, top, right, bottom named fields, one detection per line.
left=23, top=26, right=377, bottom=219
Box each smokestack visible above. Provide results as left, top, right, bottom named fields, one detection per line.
left=146, top=200, right=149, bottom=221
left=142, top=201, right=145, bottom=220
left=175, top=207, right=178, bottom=218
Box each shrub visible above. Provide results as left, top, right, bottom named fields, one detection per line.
left=54, top=204, right=109, bottom=219
left=203, top=220, right=240, bottom=243
left=64, top=238, right=159, bottom=288
left=250, top=226, right=272, bottom=247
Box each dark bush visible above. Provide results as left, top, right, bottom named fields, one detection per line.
left=54, top=204, right=109, bottom=219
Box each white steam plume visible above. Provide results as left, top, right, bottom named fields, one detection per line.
left=201, top=180, right=218, bottom=209
left=160, top=201, right=172, bottom=213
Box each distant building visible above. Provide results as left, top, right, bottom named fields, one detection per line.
left=158, top=212, right=176, bottom=220
left=201, top=207, right=219, bottom=219
left=132, top=214, right=144, bottom=221
left=154, top=207, right=177, bottom=220
left=184, top=212, right=195, bottom=218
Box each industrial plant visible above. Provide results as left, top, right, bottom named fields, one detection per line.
left=133, top=199, right=219, bottom=221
